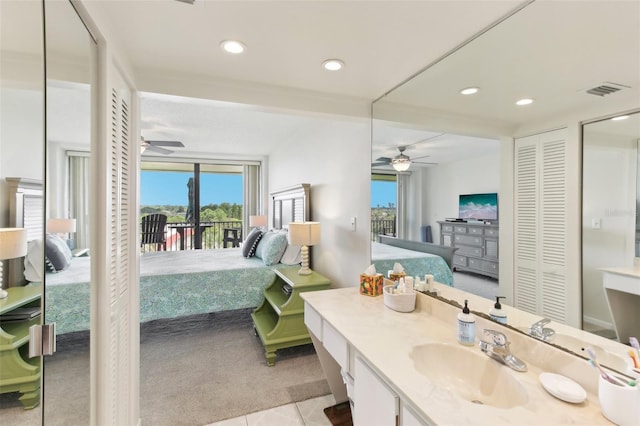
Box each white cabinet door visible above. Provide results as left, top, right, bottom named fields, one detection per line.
left=354, top=356, right=398, bottom=426
left=324, top=320, right=348, bottom=370
left=401, top=403, right=427, bottom=426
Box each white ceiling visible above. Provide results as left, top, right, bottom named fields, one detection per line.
left=81, top=0, right=530, bottom=160
left=6, top=1, right=639, bottom=166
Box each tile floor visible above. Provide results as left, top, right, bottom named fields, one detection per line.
left=206, top=394, right=336, bottom=426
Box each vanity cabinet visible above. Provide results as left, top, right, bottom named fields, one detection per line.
left=304, top=300, right=431, bottom=426
left=438, top=221, right=499, bottom=279
left=252, top=267, right=330, bottom=366
left=354, top=356, right=399, bottom=425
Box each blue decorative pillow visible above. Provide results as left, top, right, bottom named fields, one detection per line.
left=242, top=229, right=263, bottom=258
left=45, top=233, right=72, bottom=272
left=255, top=232, right=288, bottom=266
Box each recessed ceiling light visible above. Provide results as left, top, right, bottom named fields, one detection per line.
left=220, top=40, right=245, bottom=54
left=460, top=87, right=479, bottom=95
left=611, top=115, right=629, bottom=121
left=516, top=98, right=534, bottom=106
left=322, top=59, right=344, bottom=71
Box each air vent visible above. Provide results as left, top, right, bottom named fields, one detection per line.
left=585, top=82, right=629, bottom=97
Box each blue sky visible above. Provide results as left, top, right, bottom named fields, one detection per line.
left=371, top=181, right=396, bottom=207
left=141, top=171, right=242, bottom=205
left=142, top=171, right=394, bottom=207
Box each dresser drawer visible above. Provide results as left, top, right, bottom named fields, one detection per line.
left=456, top=245, right=483, bottom=257
left=468, top=227, right=483, bottom=235
left=454, top=226, right=467, bottom=234
left=485, top=228, right=498, bottom=237
left=441, top=224, right=454, bottom=233
left=453, top=254, right=467, bottom=267
left=455, top=234, right=483, bottom=246
left=468, top=257, right=482, bottom=270
left=482, top=260, right=498, bottom=274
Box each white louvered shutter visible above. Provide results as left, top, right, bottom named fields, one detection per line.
left=514, top=129, right=568, bottom=323
left=93, top=65, right=138, bottom=425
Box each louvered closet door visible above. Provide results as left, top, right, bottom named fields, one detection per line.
left=92, top=64, right=139, bottom=425
left=514, top=129, right=568, bottom=323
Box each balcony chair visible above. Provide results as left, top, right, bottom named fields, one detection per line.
left=140, top=213, right=167, bottom=251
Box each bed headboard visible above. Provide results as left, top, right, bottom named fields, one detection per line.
left=270, top=183, right=310, bottom=230
left=6, top=177, right=44, bottom=285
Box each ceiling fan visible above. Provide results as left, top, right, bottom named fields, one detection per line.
left=372, top=146, right=437, bottom=171
left=140, top=137, right=185, bottom=155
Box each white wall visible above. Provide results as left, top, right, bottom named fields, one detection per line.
left=269, top=116, right=371, bottom=288
left=0, top=87, right=44, bottom=227
left=419, top=152, right=500, bottom=242
left=582, top=131, right=636, bottom=327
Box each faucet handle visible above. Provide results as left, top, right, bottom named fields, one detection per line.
left=531, top=318, right=551, bottom=328
left=483, top=329, right=508, bottom=346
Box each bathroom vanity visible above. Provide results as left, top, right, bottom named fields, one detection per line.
left=602, top=267, right=640, bottom=344
left=302, top=286, right=622, bottom=425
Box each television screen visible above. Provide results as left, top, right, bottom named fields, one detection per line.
left=459, top=193, right=498, bottom=220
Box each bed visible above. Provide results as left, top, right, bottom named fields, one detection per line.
left=372, top=236, right=456, bottom=286
left=43, top=249, right=295, bottom=334
left=12, top=180, right=312, bottom=335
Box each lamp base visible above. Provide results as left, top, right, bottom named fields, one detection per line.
left=298, top=245, right=312, bottom=275
left=298, top=266, right=312, bottom=275
left=0, top=289, right=7, bottom=299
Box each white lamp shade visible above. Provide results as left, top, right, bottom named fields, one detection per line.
left=288, top=222, right=321, bottom=246
left=47, top=218, right=77, bottom=234
left=0, top=228, right=28, bottom=260
left=249, top=215, right=268, bottom=228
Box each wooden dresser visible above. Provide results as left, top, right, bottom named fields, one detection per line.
left=438, top=221, right=499, bottom=279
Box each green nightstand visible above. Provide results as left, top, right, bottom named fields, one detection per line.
left=251, top=267, right=331, bottom=366
left=0, top=286, right=42, bottom=409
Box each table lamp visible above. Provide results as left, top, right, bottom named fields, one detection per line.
left=47, top=218, right=77, bottom=249
left=249, top=215, right=267, bottom=229
left=0, top=228, right=28, bottom=299
left=288, top=222, right=320, bottom=275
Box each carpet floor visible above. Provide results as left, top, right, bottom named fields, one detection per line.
left=0, top=309, right=330, bottom=426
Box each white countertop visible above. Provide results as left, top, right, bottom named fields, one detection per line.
left=302, top=286, right=615, bottom=425
left=601, top=266, right=640, bottom=279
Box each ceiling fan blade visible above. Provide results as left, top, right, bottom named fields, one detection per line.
left=411, top=154, right=431, bottom=161
left=145, top=145, right=174, bottom=155
left=414, top=161, right=438, bottom=165
left=147, top=140, right=185, bottom=147
left=371, top=161, right=389, bottom=167
left=375, top=156, right=392, bottom=163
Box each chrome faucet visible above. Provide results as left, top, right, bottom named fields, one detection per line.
left=528, top=318, right=555, bottom=341
left=479, top=329, right=527, bottom=372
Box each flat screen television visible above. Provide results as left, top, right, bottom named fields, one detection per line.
left=458, top=193, right=498, bottom=220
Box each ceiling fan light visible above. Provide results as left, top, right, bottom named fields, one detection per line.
left=391, top=157, right=411, bottom=171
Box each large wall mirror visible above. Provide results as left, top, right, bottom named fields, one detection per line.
left=372, top=0, right=639, bottom=372
left=0, top=0, right=94, bottom=423
left=582, top=111, right=640, bottom=339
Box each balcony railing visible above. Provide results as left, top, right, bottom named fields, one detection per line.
left=141, top=220, right=243, bottom=253
left=371, top=219, right=396, bottom=242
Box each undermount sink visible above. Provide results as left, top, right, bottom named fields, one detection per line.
left=410, top=343, right=528, bottom=409
left=517, top=328, right=630, bottom=374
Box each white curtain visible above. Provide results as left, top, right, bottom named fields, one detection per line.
left=243, top=164, right=261, bottom=236
left=396, top=172, right=410, bottom=239
left=69, top=153, right=90, bottom=249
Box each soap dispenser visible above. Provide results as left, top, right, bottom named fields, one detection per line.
left=457, top=299, right=476, bottom=346
left=489, top=296, right=507, bottom=324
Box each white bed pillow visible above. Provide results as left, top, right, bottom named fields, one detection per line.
left=280, top=244, right=302, bottom=265
left=255, top=231, right=288, bottom=266
left=24, top=239, right=44, bottom=282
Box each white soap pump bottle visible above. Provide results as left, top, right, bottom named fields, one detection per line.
left=489, top=296, right=507, bottom=325
left=457, top=299, right=476, bottom=346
